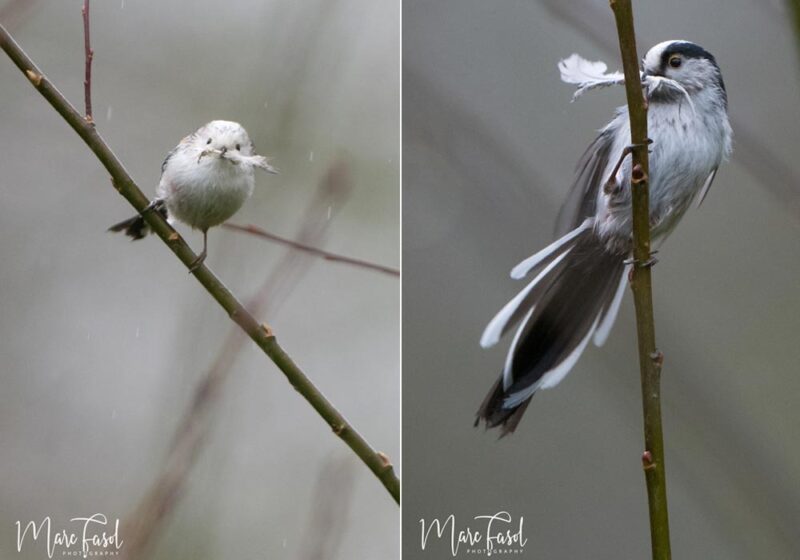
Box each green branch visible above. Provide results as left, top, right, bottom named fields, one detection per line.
left=0, top=23, right=399, bottom=504
left=608, top=2, right=671, bottom=558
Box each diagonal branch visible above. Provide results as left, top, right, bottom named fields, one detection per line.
left=608, top=2, right=671, bottom=559
left=0, top=23, right=399, bottom=504
left=223, top=222, right=400, bottom=277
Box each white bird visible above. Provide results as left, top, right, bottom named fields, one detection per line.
left=109, top=120, right=278, bottom=270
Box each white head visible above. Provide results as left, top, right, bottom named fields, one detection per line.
left=194, top=120, right=254, bottom=157
left=642, top=40, right=727, bottom=105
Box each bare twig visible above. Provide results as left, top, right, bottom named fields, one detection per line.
left=122, top=163, right=353, bottom=559
left=81, top=0, right=93, bottom=123
left=608, top=2, right=671, bottom=559
left=0, top=22, right=399, bottom=504
left=223, top=222, right=400, bottom=278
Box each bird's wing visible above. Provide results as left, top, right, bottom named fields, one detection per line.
left=554, top=126, right=615, bottom=236
left=161, top=134, right=195, bottom=174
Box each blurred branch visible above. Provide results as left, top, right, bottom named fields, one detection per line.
left=790, top=0, right=800, bottom=57
left=609, top=3, right=671, bottom=559
left=123, top=162, right=355, bottom=559
left=0, top=22, right=399, bottom=502
left=540, top=0, right=800, bottom=221
left=0, top=0, right=39, bottom=29
left=297, top=455, right=356, bottom=560
left=81, top=0, right=93, bottom=123
left=223, top=222, right=400, bottom=278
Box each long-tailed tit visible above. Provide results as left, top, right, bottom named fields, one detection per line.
left=477, top=41, right=733, bottom=435
left=109, top=120, right=278, bottom=270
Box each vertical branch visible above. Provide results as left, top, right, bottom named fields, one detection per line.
left=608, top=2, right=671, bottom=559
left=790, top=0, right=800, bottom=59
left=81, top=0, right=93, bottom=123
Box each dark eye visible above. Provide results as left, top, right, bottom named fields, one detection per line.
left=206, top=138, right=212, bottom=145
left=668, top=55, right=682, bottom=68
left=235, top=144, right=241, bottom=151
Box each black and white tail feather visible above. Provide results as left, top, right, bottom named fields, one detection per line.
left=477, top=219, right=630, bottom=435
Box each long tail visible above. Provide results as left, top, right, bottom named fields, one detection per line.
left=477, top=219, right=629, bottom=436
left=108, top=201, right=167, bottom=240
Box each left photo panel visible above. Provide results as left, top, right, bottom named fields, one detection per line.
left=0, top=1, right=399, bottom=559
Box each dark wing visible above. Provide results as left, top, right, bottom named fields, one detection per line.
left=554, top=128, right=614, bottom=236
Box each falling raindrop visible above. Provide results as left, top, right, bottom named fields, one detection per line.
left=327, top=206, right=332, bottom=220
left=106, top=106, right=113, bottom=121
left=308, top=151, right=314, bottom=162
left=135, top=327, right=141, bottom=339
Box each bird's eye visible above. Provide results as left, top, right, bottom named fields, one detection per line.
left=668, top=55, right=682, bottom=68
left=206, top=138, right=212, bottom=145
left=235, top=144, right=241, bottom=151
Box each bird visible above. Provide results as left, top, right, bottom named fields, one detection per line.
left=477, top=40, right=732, bottom=436
left=109, top=120, right=278, bottom=271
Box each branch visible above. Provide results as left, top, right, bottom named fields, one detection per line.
left=608, top=2, right=671, bottom=559
left=223, top=223, right=400, bottom=278
left=81, top=0, right=93, bottom=123
left=790, top=0, right=800, bottom=59
left=0, top=23, right=399, bottom=504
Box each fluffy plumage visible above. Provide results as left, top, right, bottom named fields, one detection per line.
left=477, top=41, right=732, bottom=436
left=108, top=120, right=278, bottom=270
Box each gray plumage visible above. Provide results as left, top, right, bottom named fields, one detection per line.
left=478, top=40, right=732, bottom=435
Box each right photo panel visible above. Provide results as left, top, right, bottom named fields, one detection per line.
left=403, top=1, right=800, bottom=559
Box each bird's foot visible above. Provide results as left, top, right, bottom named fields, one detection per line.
left=188, top=250, right=207, bottom=273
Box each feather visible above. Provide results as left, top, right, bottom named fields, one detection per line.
left=480, top=249, right=572, bottom=349
left=558, top=53, right=625, bottom=101
left=511, top=219, right=592, bottom=279
left=695, top=167, right=717, bottom=208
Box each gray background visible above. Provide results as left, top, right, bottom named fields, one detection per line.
left=0, top=1, right=398, bottom=558
left=404, top=0, right=800, bottom=558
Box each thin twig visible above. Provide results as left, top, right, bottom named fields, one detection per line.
left=608, top=2, right=671, bottom=559
left=0, top=22, right=399, bottom=504
left=122, top=163, right=353, bottom=559
left=223, top=222, right=400, bottom=278
left=81, top=0, right=93, bottom=123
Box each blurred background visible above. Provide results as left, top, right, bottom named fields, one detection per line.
left=404, top=0, right=800, bottom=558
left=0, top=1, right=398, bottom=559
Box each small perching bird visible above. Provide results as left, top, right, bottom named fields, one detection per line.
left=109, top=120, right=278, bottom=270
left=477, top=40, right=732, bottom=436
